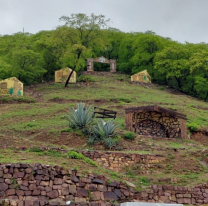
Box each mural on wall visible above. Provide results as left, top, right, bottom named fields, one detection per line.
left=55, top=67, right=76, bottom=83
left=0, top=77, right=23, bottom=96
left=131, top=70, right=151, bottom=83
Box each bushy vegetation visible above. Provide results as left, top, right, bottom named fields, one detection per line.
left=187, top=122, right=200, bottom=132
left=0, top=13, right=208, bottom=101
left=88, top=119, right=119, bottom=149
left=67, top=103, right=119, bottom=149
left=124, top=131, right=136, bottom=140
left=78, top=75, right=95, bottom=82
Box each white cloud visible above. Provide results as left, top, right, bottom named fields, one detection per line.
left=0, top=0, right=208, bottom=43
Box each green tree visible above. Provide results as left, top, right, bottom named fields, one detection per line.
left=190, top=51, right=208, bottom=101
left=59, top=13, right=110, bottom=72
left=154, top=45, right=190, bottom=89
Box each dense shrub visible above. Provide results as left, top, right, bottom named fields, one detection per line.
left=124, top=131, right=136, bottom=140
left=88, top=119, right=119, bottom=149
left=187, top=122, right=200, bottom=132
left=78, top=75, right=95, bottom=82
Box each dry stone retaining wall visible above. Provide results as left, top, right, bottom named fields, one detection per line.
left=0, top=163, right=135, bottom=205
left=0, top=163, right=208, bottom=205
left=80, top=151, right=166, bottom=173
left=134, top=184, right=208, bottom=205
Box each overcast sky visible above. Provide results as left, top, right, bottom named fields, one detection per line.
left=1, top=0, right=208, bottom=43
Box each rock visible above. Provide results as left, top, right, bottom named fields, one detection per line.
left=32, top=189, right=41, bottom=196
left=97, top=185, right=107, bottom=192
left=0, top=183, right=9, bottom=191
left=16, top=190, right=24, bottom=196
left=69, top=185, right=76, bottom=194
left=5, top=179, right=13, bottom=184
left=91, top=191, right=102, bottom=201
left=4, top=174, right=12, bottom=178
left=77, top=188, right=88, bottom=197
left=114, top=189, right=121, bottom=198
left=54, top=178, right=63, bottom=185
left=6, top=189, right=15, bottom=196
left=25, top=200, right=34, bottom=206
left=71, top=176, right=79, bottom=183
left=0, top=191, right=5, bottom=197
left=61, top=187, right=69, bottom=195
left=20, top=185, right=28, bottom=191
left=47, top=190, right=59, bottom=199
left=25, top=191, right=32, bottom=196
left=88, top=184, right=97, bottom=191
left=125, top=180, right=136, bottom=188
left=92, top=178, right=104, bottom=184
left=104, top=191, right=118, bottom=201
left=74, top=197, right=86, bottom=202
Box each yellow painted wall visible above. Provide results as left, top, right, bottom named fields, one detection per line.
left=131, top=70, right=151, bottom=83
left=55, top=68, right=76, bottom=83
left=0, top=77, right=23, bottom=96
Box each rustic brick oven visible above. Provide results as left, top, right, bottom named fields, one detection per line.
left=125, top=105, right=187, bottom=139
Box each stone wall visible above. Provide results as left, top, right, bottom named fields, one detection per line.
left=0, top=199, right=118, bottom=206
left=134, top=184, right=208, bottom=205
left=81, top=151, right=166, bottom=173
left=1, top=163, right=208, bottom=205
left=0, top=163, right=135, bottom=205
left=132, top=111, right=181, bottom=138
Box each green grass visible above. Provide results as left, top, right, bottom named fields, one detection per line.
left=1, top=73, right=208, bottom=189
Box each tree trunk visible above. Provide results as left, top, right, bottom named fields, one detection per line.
left=65, top=70, right=74, bottom=87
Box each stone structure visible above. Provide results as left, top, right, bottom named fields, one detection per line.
left=125, top=105, right=187, bottom=139
left=55, top=68, right=76, bottom=83
left=81, top=151, right=166, bottom=173
left=134, top=184, right=208, bottom=205
left=131, top=70, right=151, bottom=83
left=0, top=77, right=23, bottom=96
left=87, top=57, right=116, bottom=73
left=0, top=163, right=135, bottom=205
left=1, top=163, right=208, bottom=205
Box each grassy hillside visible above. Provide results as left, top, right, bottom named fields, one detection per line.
left=0, top=73, right=208, bottom=190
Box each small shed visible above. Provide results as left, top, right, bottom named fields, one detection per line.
left=131, top=70, right=151, bottom=83
left=55, top=67, right=76, bottom=83
left=125, top=105, right=187, bottom=139
left=0, top=77, right=23, bottom=96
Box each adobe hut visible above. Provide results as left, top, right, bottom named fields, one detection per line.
left=131, top=70, right=151, bottom=83
left=125, top=105, right=187, bottom=139
left=55, top=67, right=76, bottom=83
left=0, top=77, right=23, bottom=96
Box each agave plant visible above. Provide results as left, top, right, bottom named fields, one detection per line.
left=88, top=119, right=119, bottom=149
left=67, top=102, right=94, bottom=129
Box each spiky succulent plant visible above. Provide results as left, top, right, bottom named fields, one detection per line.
left=67, top=102, right=94, bottom=129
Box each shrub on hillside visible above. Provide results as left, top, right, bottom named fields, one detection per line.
left=78, top=75, right=95, bottom=82
left=88, top=119, right=119, bottom=149
left=187, top=122, right=200, bottom=132
left=124, top=131, right=136, bottom=140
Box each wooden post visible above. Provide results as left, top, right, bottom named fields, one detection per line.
left=180, top=118, right=187, bottom=139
